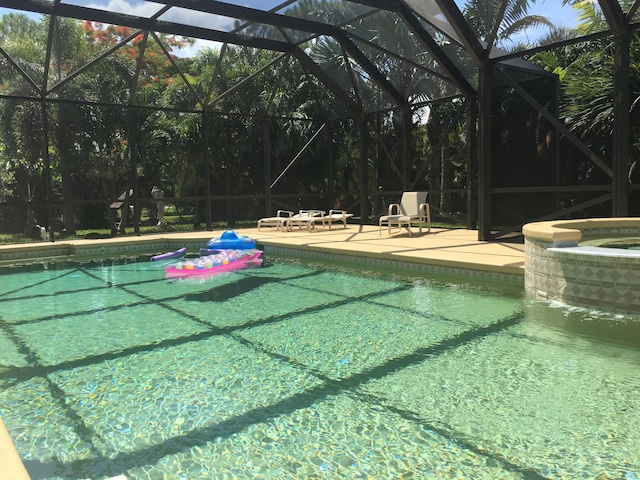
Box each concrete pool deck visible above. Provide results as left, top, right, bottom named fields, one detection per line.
left=252, top=224, right=525, bottom=276
left=0, top=224, right=526, bottom=277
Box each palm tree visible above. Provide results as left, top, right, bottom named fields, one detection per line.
left=46, top=16, right=87, bottom=235
left=555, top=1, right=640, bottom=185
left=463, top=0, right=553, bottom=51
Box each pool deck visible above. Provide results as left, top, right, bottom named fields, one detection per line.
left=252, top=224, right=525, bottom=276
left=0, top=223, right=525, bottom=479
left=0, top=224, right=526, bottom=277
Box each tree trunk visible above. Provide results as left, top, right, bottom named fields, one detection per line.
left=440, top=141, right=452, bottom=212
left=56, top=106, right=77, bottom=235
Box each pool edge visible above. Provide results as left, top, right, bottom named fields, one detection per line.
left=0, top=417, right=30, bottom=480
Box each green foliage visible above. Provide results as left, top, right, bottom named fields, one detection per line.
left=463, top=0, right=552, bottom=50
left=0, top=0, right=635, bottom=235
left=530, top=0, right=640, bottom=189
left=0, top=12, right=38, bottom=40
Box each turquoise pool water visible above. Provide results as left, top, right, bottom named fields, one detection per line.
left=0, top=255, right=639, bottom=479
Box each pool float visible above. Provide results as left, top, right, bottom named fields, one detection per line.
left=206, top=230, right=256, bottom=250
left=199, top=247, right=222, bottom=256
left=165, top=249, right=263, bottom=279
left=151, top=247, right=187, bottom=262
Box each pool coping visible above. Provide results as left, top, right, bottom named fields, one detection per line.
left=0, top=226, right=526, bottom=281
left=0, top=418, right=30, bottom=480
left=522, top=217, right=640, bottom=245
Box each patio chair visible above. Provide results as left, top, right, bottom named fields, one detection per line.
left=286, top=210, right=326, bottom=231
left=257, top=210, right=294, bottom=231
left=379, top=191, right=431, bottom=236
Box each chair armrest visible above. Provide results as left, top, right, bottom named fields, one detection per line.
left=329, top=209, right=346, bottom=217
left=388, top=203, right=400, bottom=215
left=277, top=210, right=294, bottom=217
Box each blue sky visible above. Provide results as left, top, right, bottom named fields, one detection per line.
left=530, top=0, right=580, bottom=26
left=524, top=0, right=581, bottom=39
left=0, top=0, right=584, bottom=57
left=0, top=0, right=582, bottom=27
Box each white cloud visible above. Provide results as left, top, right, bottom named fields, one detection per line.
left=81, top=0, right=164, bottom=18
left=79, top=1, right=230, bottom=57
left=159, top=7, right=234, bottom=32
left=81, top=0, right=235, bottom=32
left=175, top=39, right=223, bottom=58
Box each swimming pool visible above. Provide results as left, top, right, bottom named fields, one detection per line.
left=0, top=254, right=639, bottom=479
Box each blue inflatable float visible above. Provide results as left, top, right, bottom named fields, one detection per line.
left=206, top=230, right=256, bottom=251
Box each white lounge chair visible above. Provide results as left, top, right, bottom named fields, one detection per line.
left=322, top=209, right=353, bottom=230
left=286, top=210, right=325, bottom=231
left=257, top=210, right=293, bottom=231
left=379, top=192, right=431, bottom=236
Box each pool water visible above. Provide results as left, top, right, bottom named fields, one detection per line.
left=0, top=255, right=639, bottom=479
left=581, top=236, right=640, bottom=250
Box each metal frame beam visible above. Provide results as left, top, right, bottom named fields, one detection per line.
left=292, top=47, right=363, bottom=114
left=397, top=3, right=474, bottom=96
left=7, top=0, right=296, bottom=52
left=336, top=32, right=407, bottom=108
left=599, top=0, right=631, bottom=216
left=477, top=61, right=492, bottom=241
left=433, top=0, right=487, bottom=65
left=495, top=66, right=612, bottom=178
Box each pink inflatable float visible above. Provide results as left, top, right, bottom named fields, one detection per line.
left=165, top=249, right=263, bottom=279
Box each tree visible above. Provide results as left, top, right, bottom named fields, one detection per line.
left=463, top=0, right=553, bottom=51
left=0, top=12, right=38, bottom=41
left=0, top=14, right=46, bottom=233
left=555, top=1, right=640, bottom=186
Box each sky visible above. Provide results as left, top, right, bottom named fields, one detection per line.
left=0, top=0, right=585, bottom=58
left=520, top=0, right=581, bottom=42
